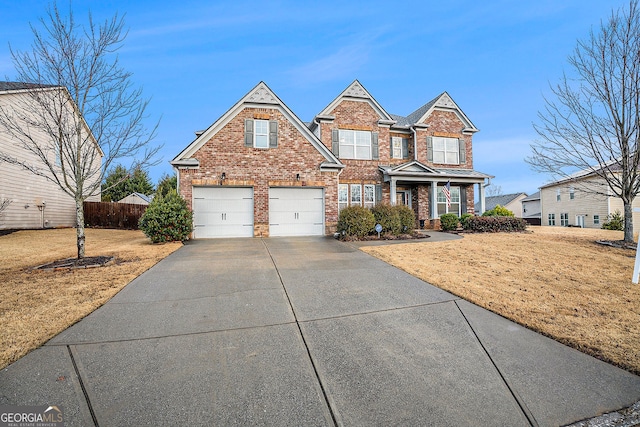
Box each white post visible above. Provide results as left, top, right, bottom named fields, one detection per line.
left=390, top=178, right=397, bottom=206
left=633, top=208, right=640, bottom=283
left=431, top=181, right=439, bottom=219
left=478, top=182, right=486, bottom=215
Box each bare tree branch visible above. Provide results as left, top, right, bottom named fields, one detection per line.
left=0, top=2, right=160, bottom=257
left=527, top=0, right=640, bottom=242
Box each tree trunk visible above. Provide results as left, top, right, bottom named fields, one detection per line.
left=76, top=198, right=85, bottom=259
left=623, top=201, right=634, bottom=243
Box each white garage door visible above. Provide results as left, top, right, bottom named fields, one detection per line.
left=192, top=187, right=254, bottom=238
left=269, top=187, right=324, bottom=237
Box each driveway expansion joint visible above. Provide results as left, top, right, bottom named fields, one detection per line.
left=67, top=345, right=99, bottom=427
left=454, top=300, right=538, bottom=427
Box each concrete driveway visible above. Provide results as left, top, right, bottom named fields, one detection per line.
left=1, top=237, right=640, bottom=426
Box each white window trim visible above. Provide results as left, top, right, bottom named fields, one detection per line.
left=338, top=183, right=348, bottom=212
left=437, top=185, right=461, bottom=216
left=339, top=129, right=372, bottom=160
left=350, top=184, right=362, bottom=205
left=433, top=137, right=459, bottom=165
left=392, top=137, right=403, bottom=159
left=364, top=184, right=375, bottom=208
left=548, top=213, right=556, bottom=226
left=254, top=119, right=269, bottom=149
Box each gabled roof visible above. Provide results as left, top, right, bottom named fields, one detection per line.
left=522, top=191, right=540, bottom=202
left=379, top=161, right=493, bottom=182
left=485, top=193, right=527, bottom=211
left=313, top=80, right=395, bottom=125
left=0, top=81, right=58, bottom=93
left=119, top=192, right=153, bottom=204
left=172, top=81, right=343, bottom=169
left=401, top=92, right=478, bottom=132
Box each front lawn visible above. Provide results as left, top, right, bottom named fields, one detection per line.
left=362, top=226, right=640, bottom=375
left=0, top=228, right=182, bottom=369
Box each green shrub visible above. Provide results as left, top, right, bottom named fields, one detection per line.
left=465, top=216, right=527, bottom=233
left=440, top=213, right=459, bottom=231
left=394, top=204, right=416, bottom=233
left=337, top=205, right=376, bottom=238
left=460, top=213, right=474, bottom=229
left=139, top=190, right=193, bottom=243
left=602, top=210, right=624, bottom=231
left=370, top=204, right=402, bottom=235
left=482, top=205, right=515, bottom=217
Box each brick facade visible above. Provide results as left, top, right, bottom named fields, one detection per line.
left=173, top=81, right=490, bottom=237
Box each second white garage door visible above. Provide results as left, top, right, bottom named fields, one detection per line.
left=192, top=187, right=254, bottom=238
left=269, top=187, right=324, bottom=237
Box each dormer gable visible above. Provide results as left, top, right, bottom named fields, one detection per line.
left=312, top=80, right=396, bottom=128
left=405, top=92, right=478, bottom=133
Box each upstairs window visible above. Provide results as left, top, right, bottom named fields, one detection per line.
left=339, top=130, right=371, bottom=160
left=254, top=120, right=269, bottom=148
left=391, top=137, right=408, bottom=159
left=428, top=136, right=465, bottom=165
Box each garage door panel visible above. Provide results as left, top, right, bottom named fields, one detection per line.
left=269, top=188, right=324, bottom=237
left=192, top=187, right=254, bottom=238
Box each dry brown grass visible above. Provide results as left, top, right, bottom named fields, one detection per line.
left=0, top=228, right=181, bottom=369
left=362, top=226, right=640, bottom=375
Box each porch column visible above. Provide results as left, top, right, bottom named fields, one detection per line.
left=478, top=182, right=486, bottom=214
left=430, top=180, right=439, bottom=219
left=390, top=177, right=397, bottom=206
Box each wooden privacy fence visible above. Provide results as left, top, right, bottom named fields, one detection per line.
left=84, top=201, right=147, bottom=229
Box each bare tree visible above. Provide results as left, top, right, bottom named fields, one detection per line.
left=486, top=185, right=504, bottom=197
left=527, top=1, right=640, bottom=243
left=0, top=197, right=11, bottom=223
left=0, top=3, right=159, bottom=257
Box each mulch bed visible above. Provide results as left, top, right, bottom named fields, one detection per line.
left=339, top=232, right=430, bottom=242
left=34, top=256, right=115, bottom=271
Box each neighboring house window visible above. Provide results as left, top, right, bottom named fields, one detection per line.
left=254, top=120, right=269, bottom=148
left=364, top=184, right=375, bottom=208
left=339, top=130, right=372, bottom=160
left=593, top=215, right=600, bottom=225
left=569, top=187, right=575, bottom=200
left=338, top=184, right=348, bottom=212
left=548, top=213, right=556, bottom=226
left=350, top=184, right=362, bottom=205
left=556, top=189, right=561, bottom=201
left=437, top=185, right=460, bottom=216
left=560, top=213, right=569, bottom=226
left=54, top=143, right=61, bottom=166
left=391, top=137, right=408, bottom=159
left=433, top=137, right=459, bottom=165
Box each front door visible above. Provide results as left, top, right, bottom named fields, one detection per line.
left=396, top=189, right=411, bottom=207
left=576, top=215, right=585, bottom=228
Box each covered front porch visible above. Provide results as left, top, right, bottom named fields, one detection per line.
left=379, top=161, right=494, bottom=227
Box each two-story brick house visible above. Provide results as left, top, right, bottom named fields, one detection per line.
left=171, top=80, right=492, bottom=238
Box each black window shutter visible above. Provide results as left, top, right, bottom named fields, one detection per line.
left=372, top=132, right=379, bottom=160
left=332, top=129, right=340, bottom=156
left=269, top=121, right=278, bottom=148
left=402, top=138, right=409, bottom=159
left=375, top=184, right=383, bottom=205
left=459, top=138, right=466, bottom=164
left=390, top=137, right=394, bottom=158
left=427, top=136, right=433, bottom=162
left=244, top=119, right=254, bottom=147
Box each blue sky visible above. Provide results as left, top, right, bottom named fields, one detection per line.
left=0, top=0, right=629, bottom=195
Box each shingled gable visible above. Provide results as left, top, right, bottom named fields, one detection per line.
left=405, top=92, right=478, bottom=132
left=171, top=81, right=343, bottom=168
left=311, top=80, right=396, bottom=127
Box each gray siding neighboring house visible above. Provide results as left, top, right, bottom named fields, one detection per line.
left=521, top=191, right=541, bottom=225
left=540, top=174, right=640, bottom=233
left=480, top=192, right=528, bottom=217
left=118, top=192, right=153, bottom=205
left=0, top=82, right=101, bottom=229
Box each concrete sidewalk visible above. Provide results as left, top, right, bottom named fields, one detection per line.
left=1, top=237, right=639, bottom=426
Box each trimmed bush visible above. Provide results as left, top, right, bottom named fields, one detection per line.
left=482, top=205, right=514, bottom=217
left=371, top=204, right=401, bottom=235
left=602, top=210, right=624, bottom=231
left=440, top=213, right=459, bottom=231
left=139, top=190, right=193, bottom=243
left=394, top=204, right=416, bottom=233
left=337, top=205, right=376, bottom=238
left=460, top=213, right=474, bottom=230
left=465, top=216, right=527, bottom=233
